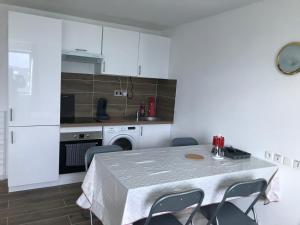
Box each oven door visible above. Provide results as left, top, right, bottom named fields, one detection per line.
left=59, top=137, right=102, bottom=174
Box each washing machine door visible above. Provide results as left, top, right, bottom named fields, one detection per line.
left=109, top=135, right=136, bottom=150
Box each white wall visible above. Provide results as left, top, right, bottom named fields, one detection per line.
left=168, top=0, right=300, bottom=224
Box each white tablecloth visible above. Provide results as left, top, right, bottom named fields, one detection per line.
left=77, top=145, right=277, bottom=225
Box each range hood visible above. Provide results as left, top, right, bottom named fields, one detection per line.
left=62, top=50, right=103, bottom=64
left=62, top=50, right=103, bottom=74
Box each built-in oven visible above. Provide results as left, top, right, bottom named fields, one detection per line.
left=59, top=131, right=102, bottom=174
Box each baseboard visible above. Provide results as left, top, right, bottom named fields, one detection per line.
left=8, top=172, right=86, bottom=192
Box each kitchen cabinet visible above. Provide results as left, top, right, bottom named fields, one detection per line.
left=138, top=124, right=171, bottom=149
left=8, top=126, right=60, bottom=187
left=62, top=20, right=102, bottom=56
left=8, top=12, right=61, bottom=189
left=138, top=33, right=170, bottom=79
left=8, top=12, right=62, bottom=126
left=102, top=27, right=139, bottom=76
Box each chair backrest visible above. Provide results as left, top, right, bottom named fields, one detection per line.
left=171, top=137, right=199, bottom=147
left=144, top=189, right=205, bottom=225
left=85, top=145, right=122, bottom=170
left=206, top=179, right=267, bottom=225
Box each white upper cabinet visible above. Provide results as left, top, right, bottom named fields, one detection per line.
left=138, top=33, right=170, bottom=79
left=8, top=12, right=62, bottom=126
left=102, top=27, right=139, bottom=76
left=62, top=20, right=102, bottom=55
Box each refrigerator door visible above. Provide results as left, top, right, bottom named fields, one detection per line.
left=8, top=12, right=61, bottom=126
left=8, top=126, right=59, bottom=187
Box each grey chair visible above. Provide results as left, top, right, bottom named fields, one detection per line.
left=85, top=145, right=122, bottom=171
left=201, top=179, right=268, bottom=225
left=171, top=137, right=199, bottom=147
left=133, top=189, right=205, bottom=225
left=84, top=145, right=122, bottom=225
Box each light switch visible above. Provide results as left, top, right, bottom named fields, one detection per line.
left=265, top=151, right=272, bottom=160
left=283, top=157, right=291, bottom=167
left=293, top=160, right=300, bottom=169
left=273, top=153, right=282, bottom=163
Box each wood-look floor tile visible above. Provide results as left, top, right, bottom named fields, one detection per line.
left=0, top=201, right=8, bottom=210
left=7, top=205, right=81, bottom=225
left=0, top=199, right=65, bottom=218
left=73, top=221, right=102, bottom=225
left=0, top=186, right=60, bottom=202
left=0, top=218, right=7, bottom=225
left=20, top=216, right=70, bottom=225
left=63, top=194, right=80, bottom=206
left=68, top=211, right=89, bottom=224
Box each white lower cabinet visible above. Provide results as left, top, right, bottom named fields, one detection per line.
left=138, top=124, right=171, bottom=149
left=8, top=126, right=60, bottom=187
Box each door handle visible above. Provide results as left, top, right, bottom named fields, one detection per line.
left=11, top=131, right=14, bottom=144
left=10, top=108, right=13, bottom=122
left=75, top=48, right=88, bottom=52
left=138, top=65, right=142, bottom=75
left=141, top=126, right=143, bottom=136
left=102, top=61, right=106, bottom=73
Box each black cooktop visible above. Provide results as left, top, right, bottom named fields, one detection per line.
left=61, top=117, right=101, bottom=124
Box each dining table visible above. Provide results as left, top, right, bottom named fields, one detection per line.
left=77, top=145, right=277, bottom=225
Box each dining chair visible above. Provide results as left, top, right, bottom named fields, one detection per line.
left=171, top=137, right=199, bottom=147
left=201, top=179, right=268, bottom=225
left=84, top=145, right=123, bottom=225
left=133, top=189, right=205, bottom=225
left=85, top=145, right=122, bottom=170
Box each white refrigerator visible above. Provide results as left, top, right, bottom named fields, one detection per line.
left=7, top=12, right=62, bottom=189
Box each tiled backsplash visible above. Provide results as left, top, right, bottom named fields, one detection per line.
left=61, top=73, right=177, bottom=120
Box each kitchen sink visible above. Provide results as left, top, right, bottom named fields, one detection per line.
left=139, top=117, right=161, bottom=121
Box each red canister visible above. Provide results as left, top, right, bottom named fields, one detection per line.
left=148, top=96, right=156, bottom=117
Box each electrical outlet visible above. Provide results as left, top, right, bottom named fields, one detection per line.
left=293, top=160, right=300, bottom=169
left=273, top=153, right=282, bottom=163
left=114, top=90, right=127, bottom=97
left=283, top=157, right=292, bottom=167
left=265, top=151, right=272, bottom=160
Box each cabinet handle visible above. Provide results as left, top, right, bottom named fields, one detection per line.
left=138, top=65, right=142, bottom=75
left=11, top=131, right=14, bottom=144
left=10, top=108, right=13, bottom=122
left=141, top=126, right=143, bottom=136
left=75, top=48, right=88, bottom=52
left=102, top=61, right=106, bottom=73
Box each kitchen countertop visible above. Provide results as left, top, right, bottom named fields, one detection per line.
left=60, top=117, right=173, bottom=127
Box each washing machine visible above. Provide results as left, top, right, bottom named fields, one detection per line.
left=103, top=125, right=140, bottom=150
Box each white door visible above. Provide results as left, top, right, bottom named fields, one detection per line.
left=138, top=33, right=170, bottom=79
left=62, top=20, right=102, bottom=55
left=8, top=12, right=62, bottom=126
left=138, top=124, right=171, bottom=149
left=8, top=126, right=60, bottom=187
left=102, top=27, right=139, bottom=76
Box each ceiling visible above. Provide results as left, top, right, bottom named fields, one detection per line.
left=0, top=0, right=260, bottom=30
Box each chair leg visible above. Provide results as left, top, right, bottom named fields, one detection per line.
left=90, top=210, right=93, bottom=225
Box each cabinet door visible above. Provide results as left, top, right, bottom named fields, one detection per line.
left=8, top=12, right=61, bottom=126
left=62, top=20, right=102, bottom=55
left=102, top=27, right=139, bottom=76
left=8, top=126, right=59, bottom=187
left=138, top=33, right=170, bottom=79
left=138, top=124, right=171, bottom=149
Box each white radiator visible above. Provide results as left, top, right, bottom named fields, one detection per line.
left=0, top=111, right=5, bottom=179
